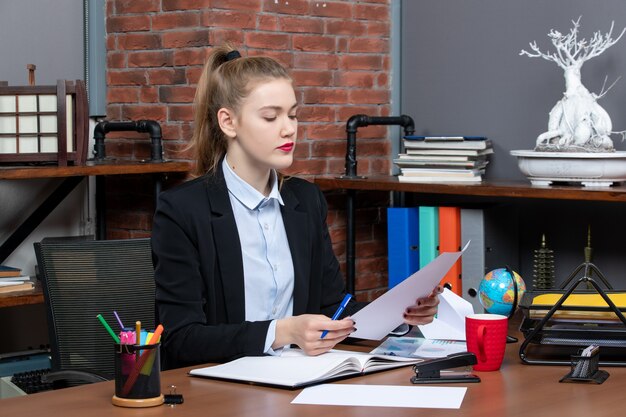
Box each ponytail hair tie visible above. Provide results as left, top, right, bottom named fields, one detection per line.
left=225, top=50, right=241, bottom=62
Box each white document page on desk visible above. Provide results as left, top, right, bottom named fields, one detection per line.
left=350, top=243, right=467, bottom=340
left=292, top=384, right=467, bottom=409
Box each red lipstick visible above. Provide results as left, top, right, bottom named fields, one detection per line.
left=277, top=142, right=294, bottom=152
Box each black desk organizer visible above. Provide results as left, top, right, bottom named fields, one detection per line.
left=559, top=348, right=609, bottom=384
left=518, top=259, right=626, bottom=366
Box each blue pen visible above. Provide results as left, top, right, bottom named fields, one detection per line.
left=321, top=293, right=352, bottom=339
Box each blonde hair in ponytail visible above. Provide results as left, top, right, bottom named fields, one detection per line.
left=191, top=46, right=292, bottom=176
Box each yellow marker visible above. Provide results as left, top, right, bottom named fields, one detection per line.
left=135, top=321, right=141, bottom=345
left=141, top=332, right=158, bottom=375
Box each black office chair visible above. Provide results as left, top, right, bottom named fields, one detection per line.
left=34, top=236, right=156, bottom=387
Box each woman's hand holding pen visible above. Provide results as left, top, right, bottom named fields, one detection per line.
left=273, top=314, right=356, bottom=356
left=273, top=286, right=442, bottom=355
left=402, top=285, right=444, bottom=325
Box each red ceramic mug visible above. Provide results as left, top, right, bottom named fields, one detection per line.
left=465, top=313, right=508, bottom=371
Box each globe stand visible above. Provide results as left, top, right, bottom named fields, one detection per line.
left=505, top=266, right=519, bottom=344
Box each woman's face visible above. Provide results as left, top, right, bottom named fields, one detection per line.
left=226, top=78, right=298, bottom=173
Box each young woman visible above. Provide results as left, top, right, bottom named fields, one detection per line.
left=152, top=46, right=441, bottom=369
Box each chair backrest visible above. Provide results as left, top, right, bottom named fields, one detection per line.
left=34, top=237, right=155, bottom=379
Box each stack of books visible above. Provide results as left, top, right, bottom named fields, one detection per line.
left=394, top=136, right=493, bottom=183
left=0, top=265, right=34, bottom=295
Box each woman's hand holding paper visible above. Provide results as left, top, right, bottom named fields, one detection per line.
left=403, top=285, right=443, bottom=325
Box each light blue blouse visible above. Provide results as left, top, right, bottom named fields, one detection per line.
left=222, top=157, right=294, bottom=353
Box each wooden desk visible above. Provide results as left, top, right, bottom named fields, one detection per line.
left=2, top=338, right=624, bottom=417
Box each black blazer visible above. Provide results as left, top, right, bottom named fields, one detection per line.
left=152, top=165, right=361, bottom=369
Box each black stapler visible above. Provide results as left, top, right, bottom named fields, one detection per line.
left=411, top=352, right=481, bottom=384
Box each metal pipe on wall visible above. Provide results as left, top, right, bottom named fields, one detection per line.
left=342, top=114, right=415, bottom=296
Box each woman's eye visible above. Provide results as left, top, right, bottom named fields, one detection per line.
left=289, top=114, right=298, bottom=120
left=263, top=117, right=277, bottom=122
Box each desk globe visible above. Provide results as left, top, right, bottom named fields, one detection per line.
left=478, top=268, right=526, bottom=316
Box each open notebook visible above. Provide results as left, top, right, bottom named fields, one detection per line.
left=189, top=348, right=423, bottom=389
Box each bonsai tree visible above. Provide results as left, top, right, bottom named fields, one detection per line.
left=520, top=18, right=626, bottom=152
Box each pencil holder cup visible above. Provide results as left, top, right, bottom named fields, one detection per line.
left=112, top=343, right=164, bottom=407
left=559, top=348, right=609, bottom=384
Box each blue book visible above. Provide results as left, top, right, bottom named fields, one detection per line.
left=419, top=206, right=439, bottom=268
left=0, top=265, right=22, bottom=277
left=387, top=207, right=420, bottom=289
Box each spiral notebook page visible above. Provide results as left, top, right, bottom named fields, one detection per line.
left=189, top=348, right=422, bottom=388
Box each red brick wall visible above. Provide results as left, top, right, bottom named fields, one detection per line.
left=105, top=0, right=392, bottom=301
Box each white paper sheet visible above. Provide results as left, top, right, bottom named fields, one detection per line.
left=0, top=281, right=25, bottom=286
left=350, top=244, right=467, bottom=340
left=291, top=384, right=467, bottom=409
left=418, top=288, right=474, bottom=340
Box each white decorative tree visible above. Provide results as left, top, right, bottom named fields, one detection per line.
left=520, top=18, right=626, bottom=152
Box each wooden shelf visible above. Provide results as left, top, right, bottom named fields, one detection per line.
left=0, top=160, right=192, bottom=180
left=0, top=160, right=192, bottom=308
left=315, top=175, right=626, bottom=295
left=0, top=281, right=43, bottom=308
left=313, top=176, right=626, bottom=203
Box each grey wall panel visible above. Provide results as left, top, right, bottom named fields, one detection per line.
left=0, top=0, right=84, bottom=85
left=86, top=0, right=106, bottom=117
left=0, top=0, right=86, bottom=355
left=400, top=0, right=626, bottom=180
